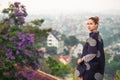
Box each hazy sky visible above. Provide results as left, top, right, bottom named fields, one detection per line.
left=0, top=0, right=120, bottom=15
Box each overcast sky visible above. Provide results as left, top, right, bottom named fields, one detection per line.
left=0, top=0, right=120, bottom=15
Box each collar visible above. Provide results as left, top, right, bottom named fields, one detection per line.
left=89, top=31, right=99, bottom=39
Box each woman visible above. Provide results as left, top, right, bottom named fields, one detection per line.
left=75, top=16, right=105, bottom=80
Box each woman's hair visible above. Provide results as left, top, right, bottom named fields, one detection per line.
left=89, top=16, right=99, bottom=24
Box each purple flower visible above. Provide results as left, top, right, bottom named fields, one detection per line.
left=16, top=50, right=20, bottom=55
left=25, top=50, right=33, bottom=57
left=38, top=51, right=45, bottom=55
left=19, top=16, right=25, bottom=24
left=33, top=61, right=40, bottom=70
left=17, top=12, right=23, bottom=16
left=8, top=37, right=13, bottom=41
left=7, top=48, right=11, bottom=52
left=14, top=72, right=18, bottom=77
left=27, top=72, right=35, bottom=78
left=6, top=51, right=15, bottom=60
left=3, top=35, right=8, bottom=40
left=14, top=9, right=19, bottom=16
left=16, top=42, right=22, bottom=46
left=14, top=2, right=20, bottom=7
left=29, top=34, right=34, bottom=38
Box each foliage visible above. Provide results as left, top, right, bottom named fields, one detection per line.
left=71, top=56, right=79, bottom=68
left=71, top=68, right=79, bottom=80
left=103, top=33, right=120, bottom=47
left=105, top=61, right=120, bottom=77
left=31, top=19, right=44, bottom=26
left=63, top=48, right=69, bottom=55
left=39, top=59, right=51, bottom=74
left=0, top=21, right=9, bottom=34
left=22, top=24, right=52, bottom=44
left=113, top=54, right=120, bottom=62
left=46, top=47, right=57, bottom=55
left=104, top=52, right=120, bottom=80
left=64, top=35, right=79, bottom=46
left=46, top=56, right=71, bottom=78
left=104, top=52, right=111, bottom=62
left=2, top=2, right=27, bottom=26
left=114, top=70, right=120, bottom=80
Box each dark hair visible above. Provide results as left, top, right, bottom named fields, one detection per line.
left=89, top=16, right=99, bottom=24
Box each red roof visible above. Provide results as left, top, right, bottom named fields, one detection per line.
left=57, top=55, right=70, bottom=64
left=14, top=64, right=62, bottom=80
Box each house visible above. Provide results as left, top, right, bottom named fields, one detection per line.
left=57, top=55, right=70, bottom=65
left=105, top=43, right=120, bottom=55
left=47, top=30, right=64, bottom=54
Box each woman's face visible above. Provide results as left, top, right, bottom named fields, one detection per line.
left=87, top=19, right=98, bottom=32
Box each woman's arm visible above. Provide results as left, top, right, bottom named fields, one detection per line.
left=82, top=37, right=98, bottom=62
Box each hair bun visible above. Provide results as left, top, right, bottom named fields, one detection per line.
left=89, top=16, right=99, bottom=24
left=94, top=16, right=99, bottom=22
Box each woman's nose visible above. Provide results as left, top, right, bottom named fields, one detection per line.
left=87, top=25, right=90, bottom=28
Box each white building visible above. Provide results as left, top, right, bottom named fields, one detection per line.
left=68, top=43, right=83, bottom=58
left=47, top=30, right=64, bottom=54
left=72, top=43, right=83, bottom=57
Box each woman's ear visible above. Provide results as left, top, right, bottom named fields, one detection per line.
left=95, top=24, right=98, bottom=28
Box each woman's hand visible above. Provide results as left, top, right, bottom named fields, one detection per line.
left=77, top=58, right=84, bottom=64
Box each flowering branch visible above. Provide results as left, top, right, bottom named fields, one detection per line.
left=2, top=2, right=27, bottom=26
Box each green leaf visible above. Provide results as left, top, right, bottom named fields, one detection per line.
left=9, top=13, right=15, bottom=18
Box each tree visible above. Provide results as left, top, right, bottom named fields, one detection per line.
left=113, top=54, right=120, bottom=62
left=64, top=35, right=79, bottom=46
left=46, top=56, right=71, bottom=78
left=105, top=61, right=120, bottom=80
left=114, top=70, right=120, bottom=80
left=39, top=59, right=51, bottom=74
left=31, top=19, right=44, bottom=26
left=2, top=2, right=27, bottom=26
left=64, top=35, right=79, bottom=63
left=0, top=2, right=48, bottom=79
left=46, top=47, right=57, bottom=55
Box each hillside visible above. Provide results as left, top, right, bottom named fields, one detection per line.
left=104, top=32, right=120, bottom=47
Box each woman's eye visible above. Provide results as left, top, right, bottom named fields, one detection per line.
left=90, top=23, right=92, bottom=25
left=87, top=23, right=89, bottom=25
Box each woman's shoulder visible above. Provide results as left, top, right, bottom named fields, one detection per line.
left=89, top=31, right=99, bottom=38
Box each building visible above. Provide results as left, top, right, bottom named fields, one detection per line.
left=71, top=43, right=83, bottom=57
left=105, top=43, right=120, bottom=55
left=47, top=30, right=64, bottom=54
